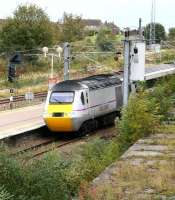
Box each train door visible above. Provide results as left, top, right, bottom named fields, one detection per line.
left=115, top=85, right=123, bottom=110
left=85, top=90, right=90, bottom=116
left=89, top=90, right=95, bottom=119
left=80, top=89, right=89, bottom=118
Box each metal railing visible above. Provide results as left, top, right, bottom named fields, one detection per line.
left=0, top=92, right=47, bottom=111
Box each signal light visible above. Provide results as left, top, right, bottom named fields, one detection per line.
left=10, top=53, right=21, bottom=64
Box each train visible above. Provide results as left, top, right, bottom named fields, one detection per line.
left=43, top=74, right=123, bottom=135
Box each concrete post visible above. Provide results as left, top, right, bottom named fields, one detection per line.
left=123, top=39, right=131, bottom=106
left=139, top=18, right=142, bottom=40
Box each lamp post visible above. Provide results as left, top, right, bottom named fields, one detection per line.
left=42, top=47, right=48, bottom=58
left=42, top=46, right=63, bottom=88
left=42, top=46, right=63, bottom=78
left=56, top=46, right=63, bottom=60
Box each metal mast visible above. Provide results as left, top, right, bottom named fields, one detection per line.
left=149, top=0, right=156, bottom=45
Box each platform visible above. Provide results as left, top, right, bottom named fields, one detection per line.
left=91, top=130, right=175, bottom=199
left=0, top=104, right=45, bottom=140
left=145, top=64, right=175, bottom=80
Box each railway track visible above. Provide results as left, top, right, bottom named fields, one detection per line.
left=7, top=126, right=116, bottom=159
left=14, top=136, right=82, bottom=158
left=31, top=138, right=82, bottom=158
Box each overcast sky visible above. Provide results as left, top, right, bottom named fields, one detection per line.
left=0, top=0, right=174, bottom=31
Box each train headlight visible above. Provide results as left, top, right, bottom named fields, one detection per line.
left=64, top=112, right=72, bottom=117
left=64, top=112, right=76, bottom=117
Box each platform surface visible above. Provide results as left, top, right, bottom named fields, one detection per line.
left=0, top=104, right=45, bottom=140
left=145, top=64, right=175, bottom=80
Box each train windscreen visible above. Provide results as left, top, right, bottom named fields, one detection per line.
left=50, top=92, right=74, bottom=103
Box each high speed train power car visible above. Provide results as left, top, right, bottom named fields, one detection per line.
left=43, top=74, right=123, bottom=134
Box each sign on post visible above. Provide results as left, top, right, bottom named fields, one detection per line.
left=25, top=92, right=34, bottom=101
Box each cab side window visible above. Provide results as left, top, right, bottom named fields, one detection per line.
left=86, top=92, right=89, bottom=104
left=81, top=92, right=85, bottom=105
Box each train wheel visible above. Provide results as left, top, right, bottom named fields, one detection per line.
left=78, top=119, right=98, bottom=136
left=99, top=113, right=116, bottom=128
left=78, top=121, right=90, bottom=136
left=91, top=119, right=98, bottom=131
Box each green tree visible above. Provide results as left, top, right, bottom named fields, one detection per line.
left=144, top=23, right=166, bottom=43
left=168, top=28, right=175, bottom=40
left=96, top=28, right=115, bottom=51
left=59, top=13, right=85, bottom=42
left=0, top=4, right=55, bottom=52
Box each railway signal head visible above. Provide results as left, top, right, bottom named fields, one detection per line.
left=10, top=53, right=21, bottom=64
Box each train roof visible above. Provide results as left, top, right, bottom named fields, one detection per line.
left=52, top=73, right=122, bottom=92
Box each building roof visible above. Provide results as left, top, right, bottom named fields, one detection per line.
left=104, top=21, right=119, bottom=29
left=83, top=19, right=103, bottom=27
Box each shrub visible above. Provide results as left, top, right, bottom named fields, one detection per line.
left=148, top=84, right=172, bottom=119
left=118, top=92, right=158, bottom=145
left=0, top=141, right=121, bottom=200
left=96, top=28, right=115, bottom=51
left=147, top=76, right=175, bottom=119
left=64, top=138, right=121, bottom=196
left=0, top=147, right=70, bottom=200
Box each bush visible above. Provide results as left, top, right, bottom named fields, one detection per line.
left=118, top=92, right=158, bottom=145
left=0, top=136, right=124, bottom=199
left=0, top=148, right=70, bottom=200
left=96, top=29, right=115, bottom=51
left=148, top=84, right=172, bottom=119
left=64, top=139, right=121, bottom=196
left=148, top=76, right=175, bottom=120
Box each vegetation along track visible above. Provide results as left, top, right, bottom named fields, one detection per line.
left=3, top=125, right=116, bottom=159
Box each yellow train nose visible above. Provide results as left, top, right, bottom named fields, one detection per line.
left=44, top=117, right=73, bottom=132
left=43, top=104, right=73, bottom=132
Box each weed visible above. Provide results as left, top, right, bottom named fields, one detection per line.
left=0, top=186, right=13, bottom=200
